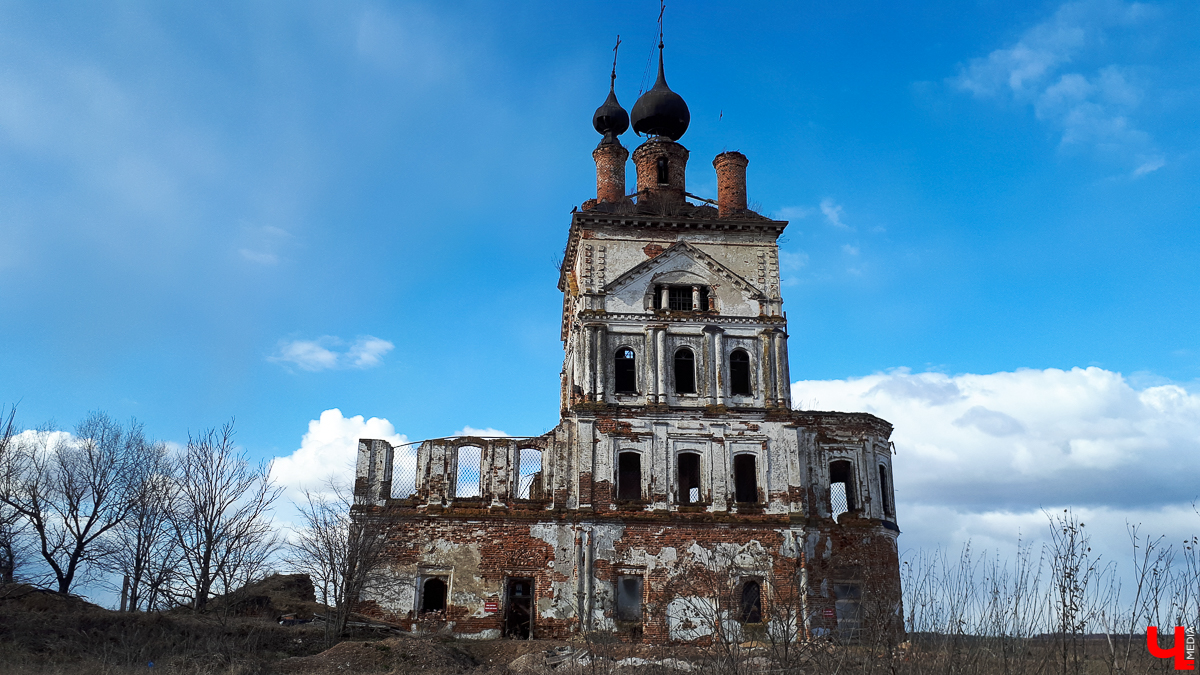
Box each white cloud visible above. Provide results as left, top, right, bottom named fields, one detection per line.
left=452, top=426, right=510, bottom=438
left=841, top=244, right=860, bottom=256
left=270, top=408, right=407, bottom=503
left=239, top=248, right=278, bottom=265
left=792, top=367, right=1200, bottom=556
left=820, top=198, right=851, bottom=229
left=951, top=0, right=1160, bottom=162
left=269, top=335, right=394, bottom=372
left=1132, top=156, right=1165, bottom=177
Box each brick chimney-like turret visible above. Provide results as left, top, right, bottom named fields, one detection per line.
left=713, top=151, right=748, bottom=217
left=593, top=141, right=629, bottom=204
left=632, top=137, right=689, bottom=207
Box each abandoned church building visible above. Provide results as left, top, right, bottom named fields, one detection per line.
left=353, top=43, right=902, bottom=642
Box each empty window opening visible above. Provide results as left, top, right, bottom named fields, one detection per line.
left=879, top=465, right=894, bottom=517
left=455, top=446, right=483, bottom=498
left=733, top=454, right=759, bottom=504
left=614, top=348, right=637, bottom=393
left=729, top=349, right=751, bottom=396
left=420, top=577, right=447, bottom=613
left=677, top=452, right=701, bottom=505
left=617, top=451, right=642, bottom=501
left=654, top=285, right=709, bottom=312
left=829, top=460, right=856, bottom=521
left=674, top=348, right=696, bottom=394
left=656, top=156, right=669, bottom=184
left=616, top=575, right=644, bottom=622
left=517, top=448, right=543, bottom=500
left=739, top=580, right=763, bottom=624
left=504, top=577, right=534, bottom=639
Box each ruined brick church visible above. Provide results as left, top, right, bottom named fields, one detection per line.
left=354, top=42, right=902, bottom=642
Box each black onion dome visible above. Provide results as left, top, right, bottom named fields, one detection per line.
left=631, top=51, right=690, bottom=141
left=592, top=84, right=629, bottom=138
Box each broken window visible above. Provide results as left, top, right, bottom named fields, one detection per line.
left=617, top=451, right=642, bottom=501
left=420, top=577, right=448, bottom=613
left=677, top=452, right=701, bottom=505
left=656, top=156, right=669, bottom=184
left=739, top=580, right=763, bottom=624
left=829, top=460, right=856, bottom=521
left=674, top=348, right=696, bottom=394
left=516, top=448, right=543, bottom=500
left=729, top=349, right=751, bottom=396
left=616, top=575, right=643, bottom=622
left=879, top=464, right=894, bottom=518
left=733, top=454, right=758, bottom=504
left=614, top=348, right=637, bottom=393
left=455, top=446, right=482, bottom=498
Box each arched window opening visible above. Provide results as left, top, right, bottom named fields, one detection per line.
left=729, top=349, right=751, bottom=396
left=455, top=446, right=483, bottom=498
left=614, top=348, right=637, bottom=394
left=739, top=580, right=763, bottom=624
left=674, top=348, right=696, bottom=394
left=656, top=156, right=669, bottom=184
left=677, top=452, right=701, bottom=505
left=517, top=448, right=543, bottom=500
left=733, top=454, right=758, bottom=504
left=617, top=451, right=642, bottom=501
left=420, top=577, right=447, bottom=613
left=829, top=460, right=856, bottom=522
left=879, top=465, right=894, bottom=518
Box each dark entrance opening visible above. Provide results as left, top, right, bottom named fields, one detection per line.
left=733, top=454, right=758, bottom=504
left=420, top=577, right=447, bottom=613
left=504, top=577, right=534, bottom=639
left=677, top=452, right=701, bottom=504
left=740, top=580, right=763, bottom=623
left=614, top=348, right=636, bottom=393
left=617, top=452, right=642, bottom=501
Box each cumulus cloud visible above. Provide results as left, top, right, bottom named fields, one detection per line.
left=951, top=0, right=1161, bottom=163
left=270, top=408, right=408, bottom=502
left=793, top=367, right=1200, bottom=555
left=269, top=335, right=394, bottom=371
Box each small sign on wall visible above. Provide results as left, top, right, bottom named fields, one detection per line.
left=484, top=601, right=499, bottom=613
left=823, top=608, right=836, bottom=619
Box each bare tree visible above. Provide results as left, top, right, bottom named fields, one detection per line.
left=170, top=421, right=281, bottom=612
left=0, top=404, right=32, bottom=585
left=286, top=479, right=395, bottom=642
left=100, top=434, right=178, bottom=611
left=0, top=412, right=145, bottom=594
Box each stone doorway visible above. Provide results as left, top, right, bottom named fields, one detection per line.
left=504, top=577, right=535, bottom=639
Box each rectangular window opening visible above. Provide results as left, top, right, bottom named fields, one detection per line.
left=517, top=448, right=543, bottom=500
left=616, top=575, right=643, bottom=622
left=733, top=454, right=758, bottom=504
left=455, top=446, right=483, bottom=498
left=668, top=286, right=692, bottom=311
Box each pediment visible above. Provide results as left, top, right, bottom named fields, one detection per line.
left=604, top=242, right=764, bottom=299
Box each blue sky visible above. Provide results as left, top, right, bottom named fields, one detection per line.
left=3, top=1, right=1199, bottom=568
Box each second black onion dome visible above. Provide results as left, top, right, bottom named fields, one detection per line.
left=631, top=48, right=690, bottom=141
left=592, top=82, right=629, bottom=141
